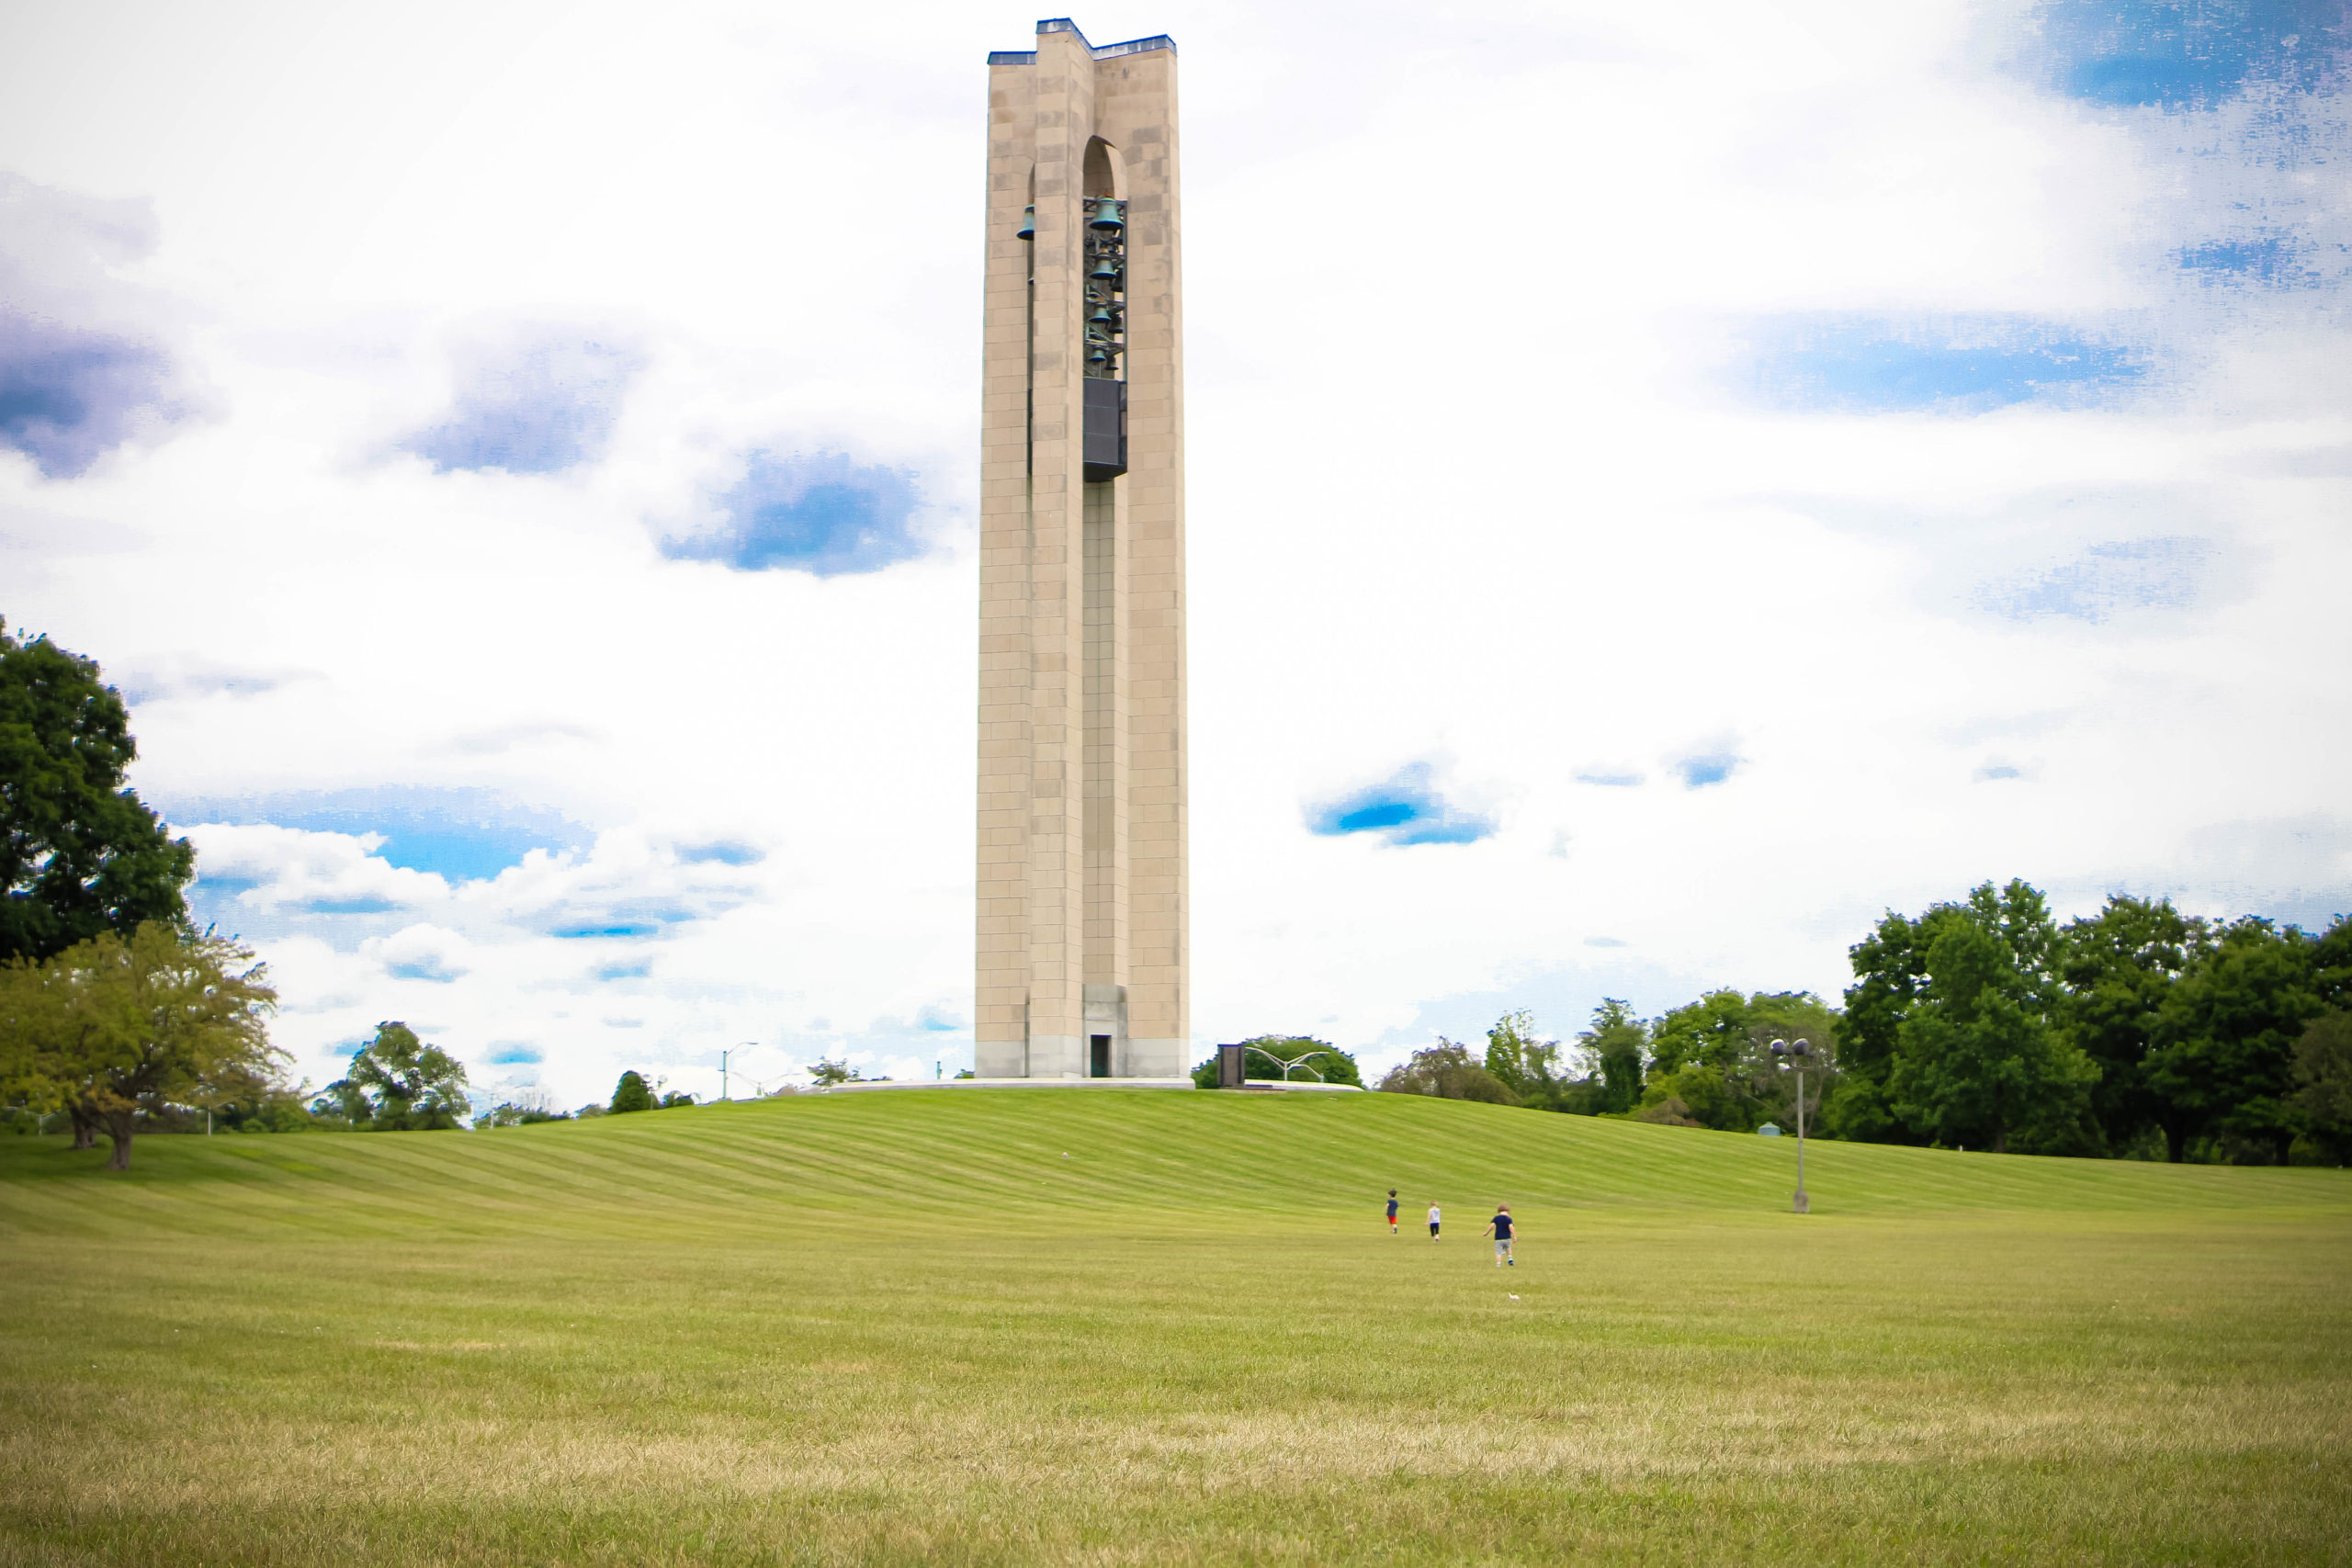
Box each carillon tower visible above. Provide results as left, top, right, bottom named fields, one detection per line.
left=977, top=19, right=1188, bottom=1080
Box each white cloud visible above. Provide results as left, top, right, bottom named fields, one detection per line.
left=183, top=823, right=447, bottom=912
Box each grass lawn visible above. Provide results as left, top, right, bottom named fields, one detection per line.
left=3, top=1089, right=2348, bottom=1564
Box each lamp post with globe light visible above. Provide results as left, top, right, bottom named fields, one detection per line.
left=1769, top=1038, right=1814, bottom=1213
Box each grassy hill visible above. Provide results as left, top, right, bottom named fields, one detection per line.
left=4, top=1087, right=2341, bottom=1240
left=4, top=1090, right=2348, bottom=1566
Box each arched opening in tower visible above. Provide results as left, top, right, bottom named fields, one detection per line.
left=1080, top=137, right=1127, bottom=482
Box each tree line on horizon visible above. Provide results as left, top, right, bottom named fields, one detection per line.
left=1369, top=880, right=2352, bottom=1165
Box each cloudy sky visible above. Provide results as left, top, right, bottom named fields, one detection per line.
left=3, top=0, right=2346, bottom=1107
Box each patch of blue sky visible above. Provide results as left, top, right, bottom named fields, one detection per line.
left=2175, top=233, right=2329, bottom=287
left=1975, top=536, right=2214, bottom=622
left=1674, top=752, right=1742, bottom=789
left=595, top=960, right=652, bottom=980
left=401, top=336, right=640, bottom=475
left=1306, top=763, right=1498, bottom=847
left=676, top=840, right=762, bottom=865
left=1575, top=771, right=1645, bottom=787
left=550, top=902, right=696, bottom=938
left=667, top=451, right=927, bottom=577
left=303, top=896, right=401, bottom=916
left=164, top=787, right=589, bottom=884
left=0, top=310, right=184, bottom=479
left=1740, top=314, right=2152, bottom=415
left=486, top=1043, right=543, bottom=1065
left=387, top=953, right=465, bottom=982
left=2028, top=0, right=2345, bottom=108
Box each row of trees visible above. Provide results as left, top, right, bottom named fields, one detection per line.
left=473, top=1069, right=700, bottom=1123
left=1839, top=883, right=2349, bottom=1161
left=322, top=1040, right=699, bottom=1128
left=1374, top=882, right=2352, bottom=1165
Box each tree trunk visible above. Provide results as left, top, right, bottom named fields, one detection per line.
left=2165, top=1122, right=2188, bottom=1163
left=101, top=1109, right=136, bottom=1170
left=2274, top=1131, right=2295, bottom=1167
left=68, top=1103, right=96, bottom=1150
left=1994, top=1123, right=2009, bottom=1156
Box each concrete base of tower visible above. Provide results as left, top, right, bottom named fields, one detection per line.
left=1024, top=1033, right=1088, bottom=1078
left=1125, top=1037, right=1193, bottom=1078
left=974, top=1040, right=1029, bottom=1078
left=971, top=1035, right=1192, bottom=1080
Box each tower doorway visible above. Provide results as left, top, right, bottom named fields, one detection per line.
left=1090, top=1035, right=1113, bottom=1078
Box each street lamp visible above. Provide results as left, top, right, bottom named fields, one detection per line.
left=1768, top=1038, right=1813, bottom=1214
left=729, top=1043, right=762, bottom=1102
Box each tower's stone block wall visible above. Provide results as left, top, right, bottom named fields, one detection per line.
left=978, top=20, right=1187, bottom=1079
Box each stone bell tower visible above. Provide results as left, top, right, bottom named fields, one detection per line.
left=976, top=19, right=1188, bottom=1080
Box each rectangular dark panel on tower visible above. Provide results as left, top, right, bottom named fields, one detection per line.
left=1082, top=378, right=1126, bottom=481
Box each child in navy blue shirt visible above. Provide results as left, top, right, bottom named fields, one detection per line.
left=1485, top=1204, right=1515, bottom=1266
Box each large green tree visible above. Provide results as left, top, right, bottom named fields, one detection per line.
left=1576, top=999, right=1647, bottom=1114
left=1640, top=991, right=1839, bottom=1133
left=2056, top=896, right=2211, bottom=1157
left=0, top=623, right=196, bottom=964
left=0, top=922, right=279, bottom=1168
left=322, top=1022, right=471, bottom=1131
left=1843, top=882, right=2098, bottom=1154
left=1480, top=1010, right=1564, bottom=1105
left=2312, top=915, right=2352, bottom=1013
left=1645, top=990, right=1752, bottom=1079
left=1835, top=905, right=1956, bottom=1145
left=2293, top=1011, right=2352, bottom=1166
left=2147, top=918, right=2324, bottom=1163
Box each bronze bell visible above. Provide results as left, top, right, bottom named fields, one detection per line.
left=1016, top=205, right=1035, bottom=241
left=1088, top=197, right=1125, bottom=231
left=1091, top=255, right=1120, bottom=283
